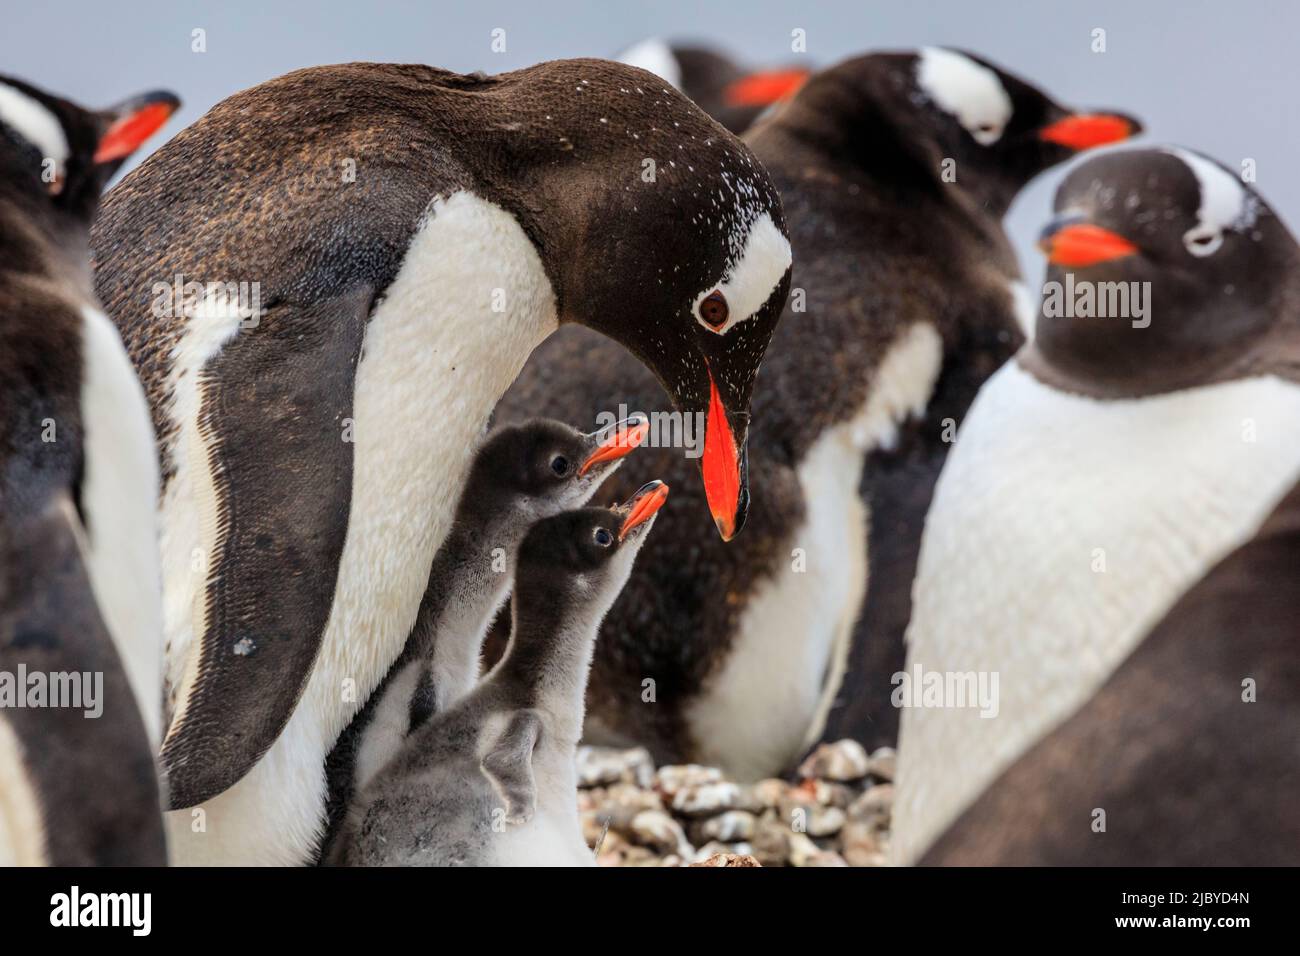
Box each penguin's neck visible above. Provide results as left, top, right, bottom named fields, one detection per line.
left=492, top=586, right=599, bottom=747
left=408, top=523, right=514, bottom=709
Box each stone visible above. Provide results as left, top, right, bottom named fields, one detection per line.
left=670, top=781, right=741, bottom=817
left=690, top=852, right=761, bottom=867
left=745, top=778, right=789, bottom=811
left=798, top=739, right=870, bottom=782
left=628, top=809, right=693, bottom=856
left=576, top=746, right=655, bottom=788
left=654, top=763, right=722, bottom=798
left=786, top=832, right=826, bottom=867
left=751, top=816, right=792, bottom=867
left=779, top=796, right=846, bottom=837
left=691, top=809, right=757, bottom=844
left=867, top=746, right=897, bottom=782
left=848, top=783, right=894, bottom=823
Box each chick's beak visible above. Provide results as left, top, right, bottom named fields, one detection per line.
left=618, top=480, right=670, bottom=541
left=579, top=415, right=650, bottom=476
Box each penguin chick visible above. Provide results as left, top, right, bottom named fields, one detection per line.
left=329, top=481, right=669, bottom=866
left=317, top=415, right=648, bottom=859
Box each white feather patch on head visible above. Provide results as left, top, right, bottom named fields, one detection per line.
left=0, top=82, right=69, bottom=169
left=693, top=211, right=791, bottom=336
left=916, top=47, right=1013, bottom=146
left=617, top=38, right=683, bottom=89
left=1162, top=147, right=1259, bottom=256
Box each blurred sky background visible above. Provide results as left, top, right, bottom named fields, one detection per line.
left=4, top=0, right=1295, bottom=270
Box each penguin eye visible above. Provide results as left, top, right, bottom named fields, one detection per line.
left=1184, top=228, right=1224, bottom=257
left=550, top=455, right=570, bottom=477
left=972, top=122, right=1002, bottom=145
left=699, top=290, right=729, bottom=328
left=593, top=527, right=614, bottom=547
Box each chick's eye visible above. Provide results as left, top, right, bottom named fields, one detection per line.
left=699, top=290, right=729, bottom=328
left=550, top=455, right=569, bottom=477
left=593, top=527, right=613, bottom=547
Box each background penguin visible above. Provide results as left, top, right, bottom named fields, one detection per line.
left=617, top=39, right=809, bottom=133
left=490, top=48, right=1139, bottom=780
left=329, top=481, right=669, bottom=867
left=317, top=414, right=647, bottom=860
left=894, top=147, right=1300, bottom=863
left=922, top=480, right=1300, bottom=865
left=0, top=75, right=178, bottom=864
left=91, top=59, right=792, bottom=865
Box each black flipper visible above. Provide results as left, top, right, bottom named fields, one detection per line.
left=0, top=495, right=167, bottom=865
left=480, top=709, right=542, bottom=825
left=160, top=287, right=371, bottom=808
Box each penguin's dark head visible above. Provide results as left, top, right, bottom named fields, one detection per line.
left=1028, top=147, right=1299, bottom=396
left=533, top=60, right=792, bottom=542
left=616, top=39, right=810, bottom=133
left=462, top=415, right=650, bottom=533
left=809, top=49, right=1139, bottom=215
left=0, top=75, right=178, bottom=229
left=516, top=480, right=669, bottom=609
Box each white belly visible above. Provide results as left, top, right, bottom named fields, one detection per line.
left=164, top=192, right=557, bottom=865
left=893, top=362, right=1300, bottom=862
left=687, top=324, right=942, bottom=780
left=79, top=306, right=164, bottom=747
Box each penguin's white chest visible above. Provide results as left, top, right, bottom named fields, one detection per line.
left=686, top=324, right=943, bottom=780
left=894, top=362, right=1300, bottom=862
left=165, top=191, right=558, bottom=865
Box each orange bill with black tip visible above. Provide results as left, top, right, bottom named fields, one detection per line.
left=95, top=92, right=181, bottom=165
left=1038, top=221, right=1138, bottom=267
left=619, top=480, right=670, bottom=540
left=578, top=415, right=650, bottom=476
left=701, top=371, right=742, bottom=541
left=1038, top=113, right=1136, bottom=151
left=723, top=68, right=810, bottom=107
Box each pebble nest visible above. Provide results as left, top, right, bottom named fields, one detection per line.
left=577, top=739, right=894, bottom=867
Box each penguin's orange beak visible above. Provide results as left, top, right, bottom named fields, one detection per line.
left=618, top=480, right=670, bottom=541
left=702, top=372, right=745, bottom=541
left=579, top=415, right=650, bottom=476
left=723, top=68, right=811, bottom=108
left=1038, top=112, right=1139, bottom=151
left=96, top=90, right=181, bottom=165
left=1038, top=217, right=1138, bottom=267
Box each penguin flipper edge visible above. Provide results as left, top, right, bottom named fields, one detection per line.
left=481, top=709, right=542, bottom=826
left=160, top=287, right=373, bottom=809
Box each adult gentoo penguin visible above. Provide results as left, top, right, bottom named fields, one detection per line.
left=922, top=480, right=1300, bottom=865
left=893, top=147, right=1300, bottom=864
left=90, top=60, right=791, bottom=865
left=617, top=39, right=809, bottom=133
left=492, top=49, right=1138, bottom=779
left=330, top=482, right=669, bottom=867
left=0, top=76, right=178, bottom=864
left=318, top=414, right=648, bottom=859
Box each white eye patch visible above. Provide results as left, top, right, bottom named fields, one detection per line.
left=0, top=82, right=69, bottom=175
left=1163, top=147, right=1259, bottom=257
left=916, top=47, right=1013, bottom=146
left=693, top=211, right=792, bottom=336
